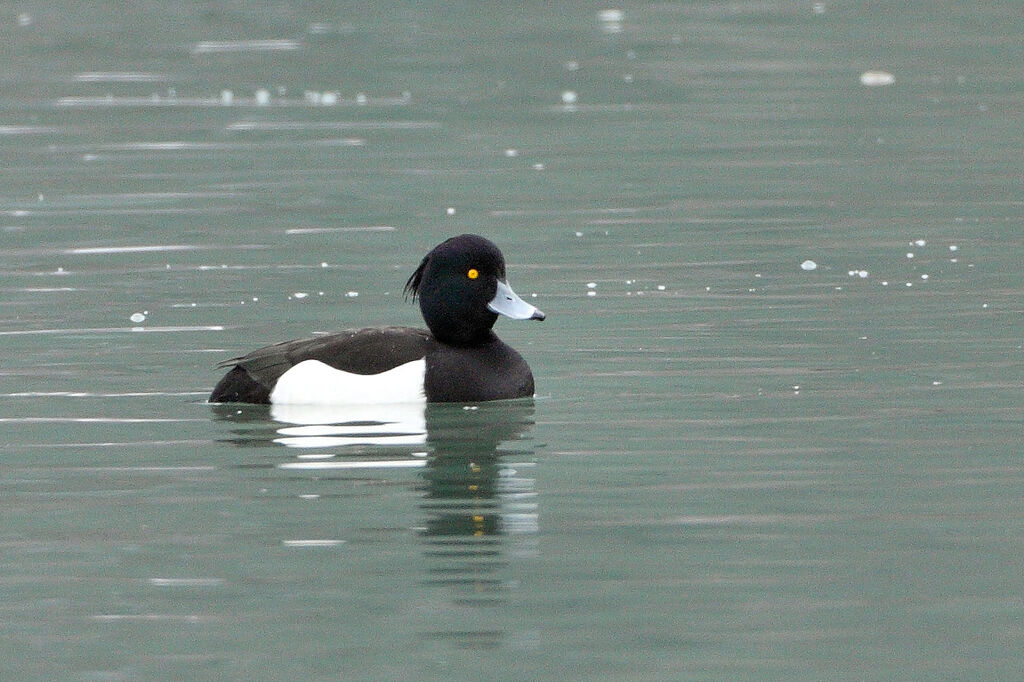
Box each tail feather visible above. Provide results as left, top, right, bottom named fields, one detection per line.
left=209, top=365, right=272, bottom=404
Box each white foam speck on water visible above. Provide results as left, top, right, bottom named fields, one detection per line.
left=598, top=9, right=624, bottom=33
left=561, top=90, right=578, bottom=105
left=446, top=207, right=456, bottom=216
left=860, top=70, right=895, bottom=86
left=913, top=239, right=926, bottom=246
left=129, top=312, right=147, bottom=323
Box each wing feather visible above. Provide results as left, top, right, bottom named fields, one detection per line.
left=209, top=327, right=432, bottom=403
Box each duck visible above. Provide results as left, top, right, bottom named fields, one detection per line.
left=209, top=234, right=545, bottom=405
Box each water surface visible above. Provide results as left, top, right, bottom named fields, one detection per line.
left=2, top=2, right=1023, bottom=679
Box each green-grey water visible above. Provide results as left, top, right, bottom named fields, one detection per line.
left=2, top=2, right=1022, bottom=679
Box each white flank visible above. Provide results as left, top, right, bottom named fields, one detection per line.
left=270, top=358, right=426, bottom=405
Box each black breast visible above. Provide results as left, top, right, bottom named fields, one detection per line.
left=423, top=337, right=535, bottom=402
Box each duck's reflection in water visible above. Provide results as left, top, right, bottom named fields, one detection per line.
left=416, top=400, right=539, bottom=649
left=418, top=400, right=537, bottom=537
left=212, top=398, right=539, bottom=648
left=272, top=401, right=428, bottom=450
left=419, top=403, right=538, bottom=559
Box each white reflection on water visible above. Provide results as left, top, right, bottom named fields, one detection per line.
left=280, top=459, right=426, bottom=470
left=271, top=401, right=427, bottom=449
left=0, top=325, right=225, bottom=336
left=226, top=120, right=436, bottom=131
left=65, top=244, right=201, bottom=254
left=147, top=577, right=225, bottom=587
left=92, top=614, right=210, bottom=623
left=56, top=94, right=413, bottom=108
left=190, top=39, right=301, bottom=54
left=0, top=125, right=62, bottom=135
left=2, top=391, right=208, bottom=398
left=74, top=72, right=164, bottom=82
left=271, top=401, right=426, bottom=427
left=0, top=417, right=200, bottom=424
left=284, top=226, right=395, bottom=235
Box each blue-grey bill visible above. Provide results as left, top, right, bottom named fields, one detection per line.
left=488, top=280, right=545, bottom=321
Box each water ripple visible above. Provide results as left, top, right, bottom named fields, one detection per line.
left=0, top=325, right=225, bottom=336
left=190, top=39, right=301, bottom=54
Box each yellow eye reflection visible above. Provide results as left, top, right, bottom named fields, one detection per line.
left=467, top=268, right=479, bottom=280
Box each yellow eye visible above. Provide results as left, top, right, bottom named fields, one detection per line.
left=467, top=268, right=479, bottom=280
